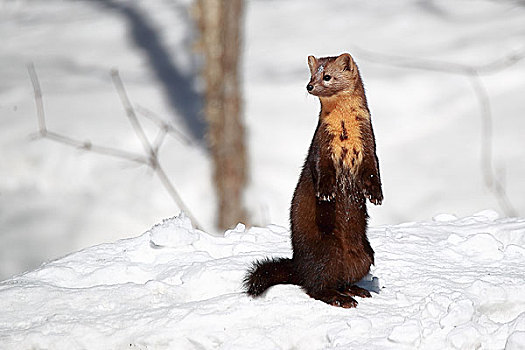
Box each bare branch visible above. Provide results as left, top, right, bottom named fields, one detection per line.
left=476, top=48, right=525, bottom=75
left=151, top=126, right=169, bottom=155
left=110, top=69, right=156, bottom=164
left=136, top=105, right=194, bottom=146
left=27, top=63, right=47, bottom=134
left=353, top=47, right=471, bottom=75
left=28, top=63, right=204, bottom=231
left=468, top=73, right=518, bottom=217
left=153, top=164, right=204, bottom=229
left=354, top=46, right=525, bottom=76
left=44, top=131, right=148, bottom=165
left=110, top=69, right=204, bottom=230
left=468, top=73, right=493, bottom=188
left=354, top=48, right=523, bottom=217
left=492, top=176, right=518, bottom=217
left=27, top=63, right=147, bottom=165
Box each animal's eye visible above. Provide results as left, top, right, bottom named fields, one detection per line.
left=323, top=75, right=332, bottom=81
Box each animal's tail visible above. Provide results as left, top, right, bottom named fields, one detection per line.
left=244, top=257, right=296, bottom=296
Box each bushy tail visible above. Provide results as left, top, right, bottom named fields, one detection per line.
left=244, top=257, right=296, bottom=296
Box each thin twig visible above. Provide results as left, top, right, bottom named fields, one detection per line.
left=28, top=63, right=204, bottom=230
left=136, top=105, right=194, bottom=146
left=468, top=73, right=493, bottom=188
left=151, top=126, right=169, bottom=154
left=44, top=131, right=148, bottom=165
left=110, top=69, right=203, bottom=229
left=354, top=46, right=525, bottom=76
left=475, top=48, right=525, bottom=75
left=354, top=47, right=523, bottom=217
left=27, top=63, right=47, bottom=134
left=356, top=49, right=468, bottom=75
left=110, top=70, right=156, bottom=166
left=27, top=63, right=147, bottom=165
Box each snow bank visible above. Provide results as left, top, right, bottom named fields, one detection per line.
left=1, top=211, right=524, bottom=349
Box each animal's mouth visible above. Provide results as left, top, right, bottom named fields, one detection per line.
left=306, top=84, right=323, bottom=96
left=307, top=87, right=331, bottom=98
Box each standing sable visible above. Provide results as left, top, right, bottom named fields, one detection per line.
left=244, top=53, right=383, bottom=308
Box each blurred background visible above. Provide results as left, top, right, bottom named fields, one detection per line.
left=1, top=0, right=524, bottom=280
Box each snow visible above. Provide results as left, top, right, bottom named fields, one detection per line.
left=1, top=210, right=525, bottom=349
left=1, top=0, right=525, bottom=347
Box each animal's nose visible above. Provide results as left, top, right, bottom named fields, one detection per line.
left=306, top=84, right=313, bottom=91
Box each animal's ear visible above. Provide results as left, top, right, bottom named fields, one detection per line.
left=335, top=53, right=354, bottom=71
left=308, top=55, right=318, bottom=74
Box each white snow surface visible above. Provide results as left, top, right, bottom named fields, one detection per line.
left=1, top=210, right=525, bottom=349
left=1, top=1, right=525, bottom=347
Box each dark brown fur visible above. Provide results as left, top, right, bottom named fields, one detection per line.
left=244, top=53, right=383, bottom=308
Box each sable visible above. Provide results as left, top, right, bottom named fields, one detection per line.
left=244, top=53, right=383, bottom=308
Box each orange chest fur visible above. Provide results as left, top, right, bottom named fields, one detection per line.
left=321, top=104, right=367, bottom=176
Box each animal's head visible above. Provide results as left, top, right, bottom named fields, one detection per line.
left=306, top=53, right=361, bottom=98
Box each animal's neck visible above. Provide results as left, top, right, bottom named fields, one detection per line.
left=319, top=91, right=369, bottom=177
left=320, top=91, right=369, bottom=124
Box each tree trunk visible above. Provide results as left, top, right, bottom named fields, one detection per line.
left=196, top=0, right=248, bottom=230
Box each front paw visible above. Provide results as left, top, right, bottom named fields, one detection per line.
left=316, top=175, right=336, bottom=202
left=363, top=174, right=383, bottom=205
left=365, top=190, right=383, bottom=205
left=316, top=191, right=335, bottom=202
